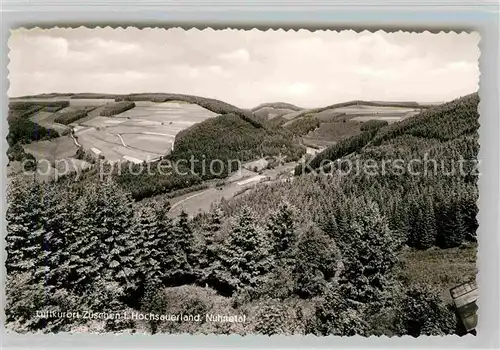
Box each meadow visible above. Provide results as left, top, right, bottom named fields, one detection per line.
left=74, top=101, right=217, bottom=163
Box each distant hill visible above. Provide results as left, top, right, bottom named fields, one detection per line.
left=297, top=93, right=479, bottom=175
left=13, top=92, right=258, bottom=126
left=115, top=93, right=256, bottom=122
left=252, top=102, right=303, bottom=112
left=280, top=100, right=434, bottom=123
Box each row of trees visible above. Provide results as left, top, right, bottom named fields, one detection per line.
left=99, top=101, right=136, bottom=117
left=53, top=107, right=95, bottom=125
left=5, top=177, right=195, bottom=332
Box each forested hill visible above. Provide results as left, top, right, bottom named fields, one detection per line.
left=171, top=113, right=305, bottom=179
left=297, top=93, right=479, bottom=175
left=251, top=102, right=303, bottom=112
left=13, top=92, right=255, bottom=121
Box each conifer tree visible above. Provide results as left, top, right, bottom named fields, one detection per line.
left=73, top=180, right=139, bottom=291
left=388, top=196, right=410, bottom=245
left=164, top=210, right=196, bottom=284
left=408, top=197, right=437, bottom=249
left=213, top=206, right=272, bottom=295
left=6, top=176, right=44, bottom=275
left=140, top=277, right=167, bottom=334
left=436, top=199, right=466, bottom=248
left=309, top=288, right=368, bottom=336
left=133, top=202, right=173, bottom=286
left=457, top=186, right=478, bottom=241
left=339, top=200, right=399, bottom=310
left=254, top=302, right=287, bottom=335
left=267, top=202, right=298, bottom=268
left=177, top=211, right=196, bottom=263
left=198, top=206, right=223, bottom=282
left=36, top=184, right=74, bottom=291
left=394, top=284, right=456, bottom=336
left=294, top=224, right=340, bottom=298
left=67, top=187, right=104, bottom=291
left=421, top=197, right=438, bottom=248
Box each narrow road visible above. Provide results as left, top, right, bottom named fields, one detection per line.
left=167, top=162, right=299, bottom=217
left=70, top=130, right=82, bottom=148
left=170, top=189, right=212, bottom=211
left=116, top=133, right=127, bottom=147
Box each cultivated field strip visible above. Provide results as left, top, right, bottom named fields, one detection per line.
left=73, top=101, right=217, bottom=163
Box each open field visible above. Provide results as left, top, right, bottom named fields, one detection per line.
left=30, top=110, right=71, bottom=135
left=331, top=105, right=418, bottom=114
left=14, top=98, right=218, bottom=165
left=289, top=104, right=424, bottom=148
left=253, top=106, right=299, bottom=120
left=68, top=98, right=116, bottom=107
left=398, top=245, right=477, bottom=304
left=22, top=135, right=78, bottom=162
left=74, top=101, right=217, bottom=163
left=21, top=134, right=91, bottom=181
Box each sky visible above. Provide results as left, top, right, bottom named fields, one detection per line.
left=8, top=28, right=480, bottom=108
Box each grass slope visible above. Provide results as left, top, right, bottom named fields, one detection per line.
left=18, top=92, right=261, bottom=127
left=398, top=245, right=477, bottom=303
left=293, top=100, right=432, bottom=120
left=124, top=94, right=259, bottom=126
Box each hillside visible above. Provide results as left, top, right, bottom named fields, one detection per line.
left=226, top=93, right=478, bottom=251
left=299, top=93, right=479, bottom=174
left=291, top=99, right=431, bottom=120
left=171, top=94, right=479, bottom=336
left=14, top=92, right=258, bottom=125
left=7, top=101, right=68, bottom=163
left=171, top=113, right=305, bottom=179
left=66, top=92, right=257, bottom=121
left=252, top=102, right=303, bottom=112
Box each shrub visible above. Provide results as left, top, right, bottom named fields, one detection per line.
left=308, top=289, right=368, bottom=336
left=394, top=284, right=456, bottom=336
left=253, top=302, right=288, bottom=335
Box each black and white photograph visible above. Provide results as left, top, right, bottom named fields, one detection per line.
left=5, top=27, right=480, bottom=337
